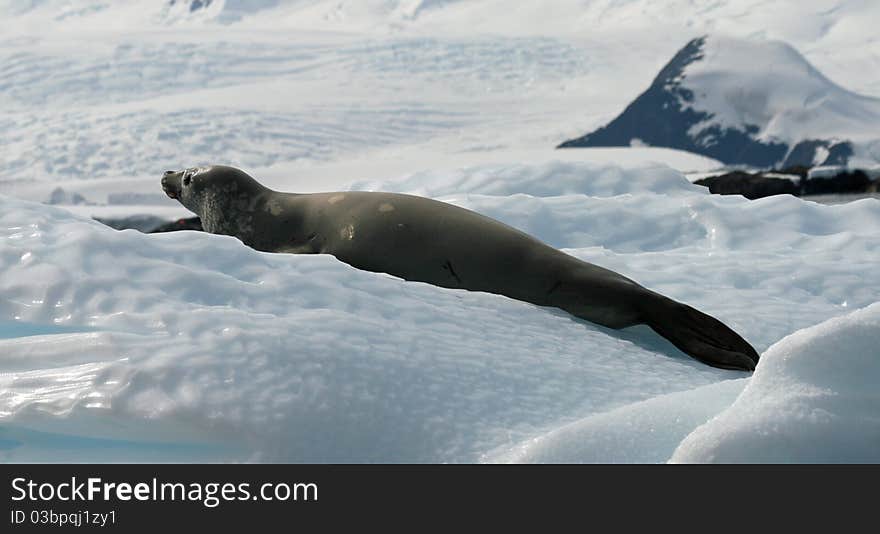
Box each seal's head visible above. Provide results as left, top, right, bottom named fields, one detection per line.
left=161, top=165, right=268, bottom=237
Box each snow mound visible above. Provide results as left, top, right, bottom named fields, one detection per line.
left=671, top=302, right=880, bottom=463
left=485, top=379, right=746, bottom=464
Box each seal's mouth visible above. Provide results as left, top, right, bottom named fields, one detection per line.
left=161, top=170, right=181, bottom=200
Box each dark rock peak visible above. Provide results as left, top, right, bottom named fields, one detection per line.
left=654, top=36, right=705, bottom=94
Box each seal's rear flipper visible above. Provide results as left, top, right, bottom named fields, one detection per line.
left=645, top=298, right=760, bottom=371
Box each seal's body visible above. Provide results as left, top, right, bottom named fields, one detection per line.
left=162, top=165, right=759, bottom=371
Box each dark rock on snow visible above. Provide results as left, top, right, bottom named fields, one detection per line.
left=694, top=172, right=798, bottom=200
left=695, top=167, right=877, bottom=199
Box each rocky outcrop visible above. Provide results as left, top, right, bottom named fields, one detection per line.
left=694, top=172, right=798, bottom=200
left=695, top=167, right=878, bottom=199
left=801, top=169, right=871, bottom=196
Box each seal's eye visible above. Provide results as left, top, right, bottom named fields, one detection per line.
left=183, top=175, right=192, bottom=186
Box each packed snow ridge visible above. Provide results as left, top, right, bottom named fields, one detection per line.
left=560, top=35, right=880, bottom=169
left=2, top=161, right=880, bottom=463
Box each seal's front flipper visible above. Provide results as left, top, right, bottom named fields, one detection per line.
left=645, top=297, right=760, bottom=371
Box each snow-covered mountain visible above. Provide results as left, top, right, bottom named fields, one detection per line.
left=559, top=35, right=880, bottom=168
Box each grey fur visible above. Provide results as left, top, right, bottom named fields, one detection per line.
left=162, top=165, right=759, bottom=371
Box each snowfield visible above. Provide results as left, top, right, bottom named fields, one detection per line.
left=1, top=0, right=879, bottom=462
left=3, top=161, right=879, bottom=462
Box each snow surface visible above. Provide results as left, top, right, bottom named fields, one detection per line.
left=3, top=161, right=880, bottom=462
left=672, top=303, right=880, bottom=463
left=1, top=0, right=879, bottom=462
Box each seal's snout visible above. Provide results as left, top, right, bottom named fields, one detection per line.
left=161, top=170, right=181, bottom=200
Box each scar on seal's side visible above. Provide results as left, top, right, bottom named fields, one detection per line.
left=162, top=165, right=760, bottom=371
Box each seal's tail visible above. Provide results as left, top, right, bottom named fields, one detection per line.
left=644, top=297, right=760, bottom=371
